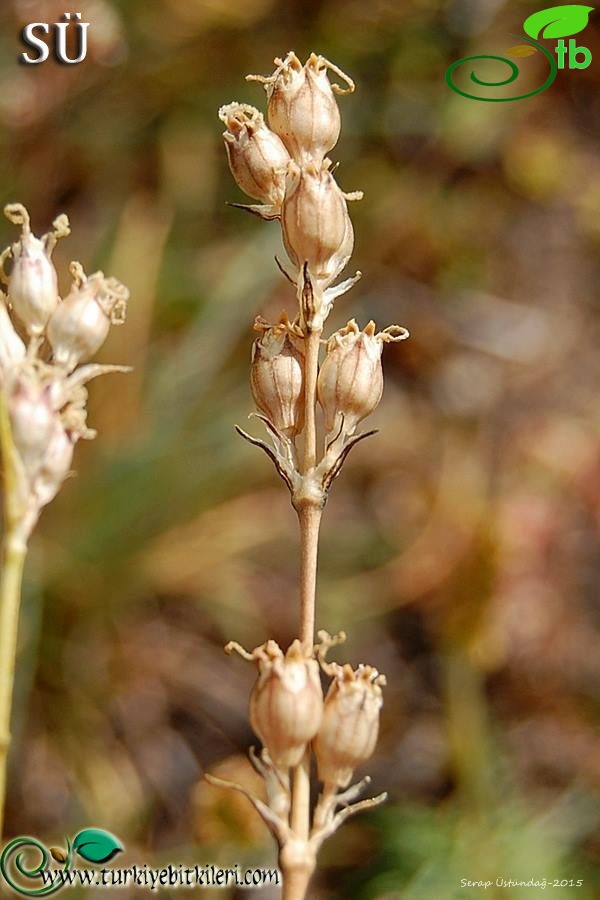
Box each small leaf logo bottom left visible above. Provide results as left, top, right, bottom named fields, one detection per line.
left=72, top=829, right=123, bottom=864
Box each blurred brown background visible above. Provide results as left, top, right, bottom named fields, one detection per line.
left=0, top=1, right=599, bottom=897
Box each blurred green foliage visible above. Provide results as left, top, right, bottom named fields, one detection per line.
left=0, top=1, right=599, bottom=897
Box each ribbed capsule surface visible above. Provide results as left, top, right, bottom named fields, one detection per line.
left=250, top=328, right=304, bottom=436
left=8, top=231, right=59, bottom=336
left=317, top=320, right=384, bottom=435
left=264, top=52, right=342, bottom=164
left=8, top=377, right=55, bottom=475
left=282, top=160, right=352, bottom=285
left=47, top=271, right=128, bottom=371
left=314, top=664, right=384, bottom=789
left=250, top=639, right=323, bottom=769
left=0, top=297, right=25, bottom=368
left=33, top=424, right=74, bottom=508
left=219, top=103, right=290, bottom=207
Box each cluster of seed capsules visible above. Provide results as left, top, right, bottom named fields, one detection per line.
left=219, top=51, right=408, bottom=454
left=219, top=53, right=408, bottom=839
left=0, top=203, right=129, bottom=545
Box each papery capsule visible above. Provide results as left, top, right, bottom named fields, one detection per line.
left=47, top=265, right=128, bottom=370
left=33, top=423, right=75, bottom=508
left=250, top=640, right=323, bottom=769
left=8, top=377, right=55, bottom=475
left=282, top=160, right=353, bottom=286
left=219, top=103, right=290, bottom=213
left=314, top=664, right=385, bottom=788
left=250, top=320, right=304, bottom=437
left=318, top=320, right=383, bottom=435
left=3, top=203, right=61, bottom=337
left=0, top=295, right=25, bottom=370
left=249, top=51, right=354, bottom=164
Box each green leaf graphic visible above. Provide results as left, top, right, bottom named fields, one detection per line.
left=72, top=829, right=123, bottom=864
left=524, top=5, right=594, bottom=40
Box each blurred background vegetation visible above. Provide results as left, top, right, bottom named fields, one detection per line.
left=0, top=0, right=599, bottom=897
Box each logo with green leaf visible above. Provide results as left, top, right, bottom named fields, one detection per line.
left=446, top=4, right=594, bottom=101
left=0, top=829, right=123, bottom=895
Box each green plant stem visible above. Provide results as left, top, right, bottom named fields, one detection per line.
left=0, top=532, right=26, bottom=840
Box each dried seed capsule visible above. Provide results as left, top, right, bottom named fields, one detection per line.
left=8, top=377, right=55, bottom=475
left=249, top=51, right=354, bottom=164
left=314, top=664, right=385, bottom=789
left=33, top=423, right=75, bottom=508
left=318, top=320, right=382, bottom=436
left=47, top=264, right=128, bottom=370
left=250, top=640, right=323, bottom=769
left=219, top=103, right=290, bottom=213
left=318, top=320, right=408, bottom=436
left=282, top=160, right=353, bottom=287
left=3, top=205, right=61, bottom=337
left=250, top=319, right=304, bottom=437
left=0, top=294, right=25, bottom=368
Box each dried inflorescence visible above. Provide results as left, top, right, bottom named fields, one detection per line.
left=0, top=203, right=129, bottom=547
left=216, top=634, right=386, bottom=858
left=216, top=51, right=407, bottom=897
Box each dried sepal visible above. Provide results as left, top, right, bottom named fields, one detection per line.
left=249, top=746, right=291, bottom=822
left=203, top=771, right=289, bottom=846
left=235, top=412, right=300, bottom=493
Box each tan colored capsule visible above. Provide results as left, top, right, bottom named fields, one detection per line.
left=318, top=320, right=409, bottom=436
left=282, top=160, right=354, bottom=287
left=47, top=263, right=128, bottom=370
left=8, top=375, right=55, bottom=476
left=249, top=639, right=323, bottom=770
left=0, top=294, right=25, bottom=368
left=248, top=51, right=354, bottom=164
left=219, top=103, right=290, bottom=213
left=250, top=318, right=304, bottom=437
left=2, top=204, right=63, bottom=337
left=314, top=663, right=385, bottom=789
left=32, top=423, right=75, bottom=508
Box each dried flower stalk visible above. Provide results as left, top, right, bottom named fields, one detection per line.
left=0, top=204, right=130, bottom=837
left=216, top=52, right=408, bottom=899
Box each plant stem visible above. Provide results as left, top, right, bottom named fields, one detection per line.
left=282, top=864, right=314, bottom=900
left=301, top=327, right=321, bottom=474
left=0, top=532, right=26, bottom=840
left=298, top=504, right=322, bottom=653
left=286, top=324, right=323, bottom=896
